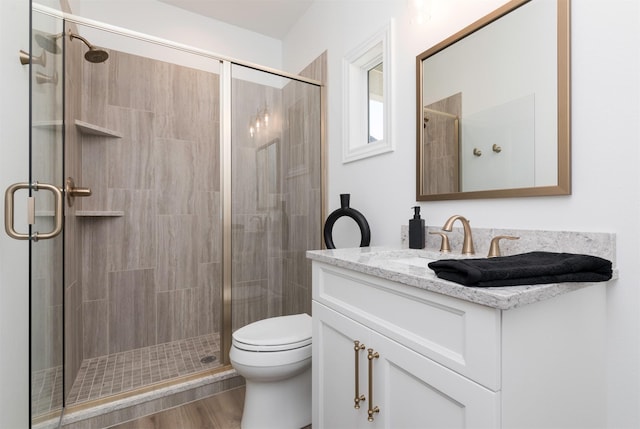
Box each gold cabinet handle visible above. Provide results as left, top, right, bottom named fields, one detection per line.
left=367, top=348, right=380, bottom=422
left=353, top=340, right=366, bottom=409
left=4, top=181, right=63, bottom=241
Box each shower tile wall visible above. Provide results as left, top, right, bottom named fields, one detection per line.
left=423, top=93, right=461, bottom=194
left=231, top=77, right=280, bottom=329
left=283, top=52, right=325, bottom=316
left=66, top=48, right=222, bottom=386
left=63, top=42, right=325, bottom=399
left=230, top=54, right=325, bottom=331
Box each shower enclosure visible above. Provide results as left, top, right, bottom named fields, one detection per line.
left=25, top=6, right=323, bottom=427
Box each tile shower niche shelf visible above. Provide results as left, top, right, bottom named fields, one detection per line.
left=75, top=119, right=123, bottom=138
left=35, top=210, right=124, bottom=217
left=76, top=211, right=124, bottom=217
left=33, top=120, right=63, bottom=130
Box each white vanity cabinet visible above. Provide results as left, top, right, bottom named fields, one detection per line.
left=311, top=261, right=607, bottom=429
left=313, top=302, right=498, bottom=428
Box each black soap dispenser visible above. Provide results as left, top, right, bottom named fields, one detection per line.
left=409, top=206, right=425, bottom=249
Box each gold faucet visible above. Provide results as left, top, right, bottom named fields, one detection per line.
left=487, top=235, right=520, bottom=258
left=442, top=215, right=475, bottom=255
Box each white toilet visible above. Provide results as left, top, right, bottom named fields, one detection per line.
left=229, top=313, right=312, bottom=429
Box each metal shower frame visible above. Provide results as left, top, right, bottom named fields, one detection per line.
left=32, top=0, right=326, bottom=406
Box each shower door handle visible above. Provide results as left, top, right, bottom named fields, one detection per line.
left=4, top=181, right=63, bottom=241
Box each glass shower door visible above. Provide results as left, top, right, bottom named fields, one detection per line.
left=29, top=9, right=65, bottom=426
left=230, top=63, right=322, bottom=332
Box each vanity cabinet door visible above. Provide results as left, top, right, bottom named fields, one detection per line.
left=372, top=326, right=499, bottom=429
left=313, top=301, right=372, bottom=429
left=313, top=301, right=499, bottom=429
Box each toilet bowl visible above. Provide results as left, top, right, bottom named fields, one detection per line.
left=229, top=313, right=312, bottom=429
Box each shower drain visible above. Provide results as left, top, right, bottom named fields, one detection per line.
left=200, top=355, right=217, bottom=364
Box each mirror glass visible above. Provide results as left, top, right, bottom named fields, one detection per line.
left=368, top=62, right=384, bottom=143
left=416, top=0, right=570, bottom=200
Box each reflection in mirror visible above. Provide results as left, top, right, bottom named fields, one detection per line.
left=256, top=138, right=279, bottom=210
left=416, top=0, right=570, bottom=201
left=422, top=94, right=460, bottom=194
left=368, top=62, right=383, bottom=143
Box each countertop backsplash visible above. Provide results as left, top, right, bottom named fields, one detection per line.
left=400, top=225, right=616, bottom=264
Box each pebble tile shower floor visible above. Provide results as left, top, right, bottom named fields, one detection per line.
left=66, top=333, right=221, bottom=406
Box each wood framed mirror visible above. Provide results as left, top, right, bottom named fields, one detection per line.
left=416, top=0, right=570, bottom=201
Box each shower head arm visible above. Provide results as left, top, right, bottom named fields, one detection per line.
left=67, top=30, right=109, bottom=63
left=69, top=32, right=94, bottom=50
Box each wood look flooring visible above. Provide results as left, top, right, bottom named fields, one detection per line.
left=109, top=387, right=244, bottom=429
left=108, top=387, right=312, bottom=429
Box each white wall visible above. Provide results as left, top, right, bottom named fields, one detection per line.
left=0, top=0, right=31, bottom=427
left=284, top=0, right=640, bottom=427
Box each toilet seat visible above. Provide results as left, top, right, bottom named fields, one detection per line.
left=232, top=313, right=311, bottom=352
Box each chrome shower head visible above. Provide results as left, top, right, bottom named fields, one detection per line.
left=69, top=31, right=109, bottom=63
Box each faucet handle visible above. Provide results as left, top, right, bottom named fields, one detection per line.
left=487, top=235, right=520, bottom=258
left=429, top=232, right=451, bottom=253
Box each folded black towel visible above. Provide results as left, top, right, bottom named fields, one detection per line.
left=427, top=251, right=613, bottom=287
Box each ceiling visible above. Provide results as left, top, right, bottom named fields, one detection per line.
left=158, top=0, right=314, bottom=39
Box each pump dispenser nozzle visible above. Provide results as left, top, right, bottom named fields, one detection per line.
left=412, top=206, right=421, bottom=219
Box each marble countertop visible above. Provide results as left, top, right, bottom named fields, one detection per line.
left=306, top=246, right=617, bottom=310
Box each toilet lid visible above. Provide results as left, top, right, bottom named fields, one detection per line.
left=232, top=313, right=312, bottom=352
